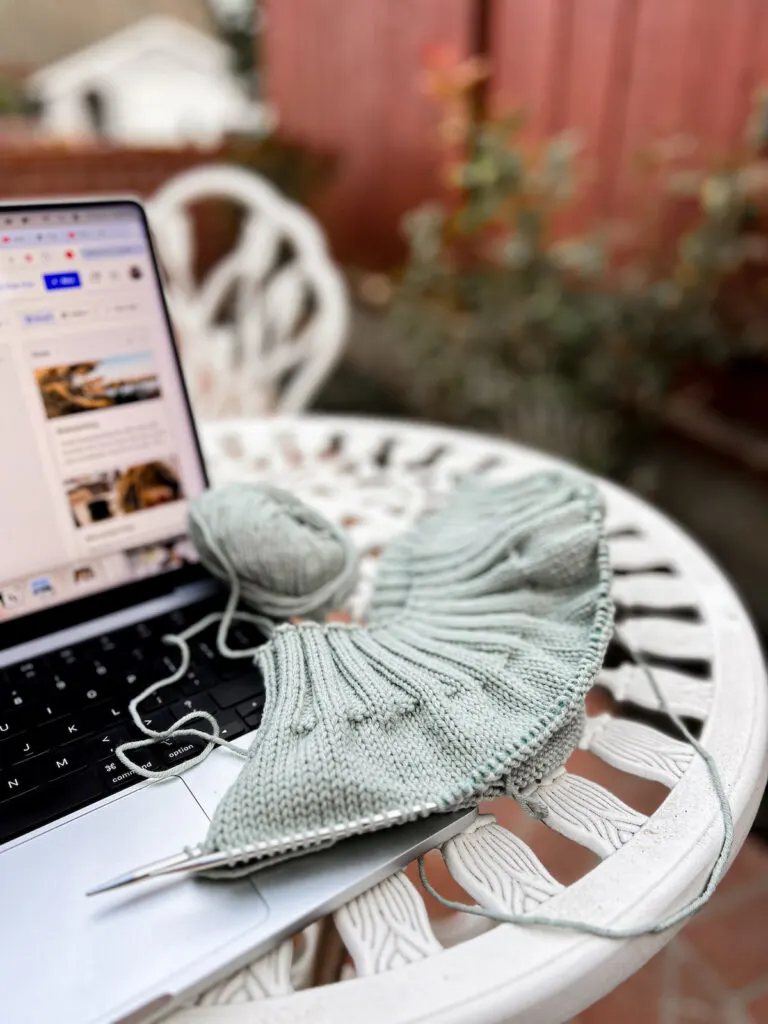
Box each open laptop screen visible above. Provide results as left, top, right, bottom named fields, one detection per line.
left=0, top=200, right=208, bottom=638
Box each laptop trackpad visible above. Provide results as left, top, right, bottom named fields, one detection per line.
left=0, top=780, right=269, bottom=1024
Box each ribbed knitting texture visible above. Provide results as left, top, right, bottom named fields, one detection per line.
left=203, top=471, right=614, bottom=857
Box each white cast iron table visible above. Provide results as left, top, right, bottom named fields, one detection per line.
left=172, top=413, right=768, bottom=1024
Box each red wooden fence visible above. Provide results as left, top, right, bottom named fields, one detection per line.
left=265, top=0, right=473, bottom=266
left=264, top=0, right=768, bottom=266
left=490, top=0, right=768, bottom=223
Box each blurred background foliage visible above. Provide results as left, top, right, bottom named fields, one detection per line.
left=378, top=51, right=768, bottom=482
left=0, top=77, right=35, bottom=116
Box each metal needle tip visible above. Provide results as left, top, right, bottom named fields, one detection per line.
left=86, top=871, right=148, bottom=896
left=86, top=847, right=204, bottom=896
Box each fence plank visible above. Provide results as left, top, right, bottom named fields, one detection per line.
left=610, top=0, right=764, bottom=221
left=489, top=0, right=765, bottom=222
left=264, top=0, right=474, bottom=267
left=560, top=0, right=627, bottom=229
left=488, top=0, right=564, bottom=138
left=678, top=0, right=759, bottom=155
left=744, top=0, right=768, bottom=138
left=706, top=0, right=763, bottom=150
left=564, top=0, right=624, bottom=154
left=608, top=0, right=697, bottom=221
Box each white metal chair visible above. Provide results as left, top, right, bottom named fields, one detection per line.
left=147, top=165, right=349, bottom=419
left=164, top=414, right=768, bottom=1024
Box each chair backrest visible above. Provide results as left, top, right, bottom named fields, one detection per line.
left=146, top=164, right=349, bottom=418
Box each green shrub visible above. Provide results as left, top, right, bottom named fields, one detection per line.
left=392, top=53, right=768, bottom=476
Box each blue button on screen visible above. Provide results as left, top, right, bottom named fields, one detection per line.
left=43, top=272, right=81, bottom=291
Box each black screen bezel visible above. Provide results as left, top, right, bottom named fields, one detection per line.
left=0, top=197, right=210, bottom=651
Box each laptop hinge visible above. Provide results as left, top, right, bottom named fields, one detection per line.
left=0, top=579, right=218, bottom=668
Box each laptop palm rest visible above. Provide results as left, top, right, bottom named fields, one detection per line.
left=1, top=751, right=475, bottom=1024
left=0, top=780, right=269, bottom=1024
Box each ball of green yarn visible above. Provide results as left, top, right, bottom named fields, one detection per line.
left=188, top=482, right=358, bottom=621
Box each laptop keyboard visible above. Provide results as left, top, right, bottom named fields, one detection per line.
left=0, top=599, right=267, bottom=846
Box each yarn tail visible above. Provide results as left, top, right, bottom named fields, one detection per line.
left=419, top=631, right=735, bottom=939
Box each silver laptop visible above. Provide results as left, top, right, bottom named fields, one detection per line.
left=0, top=198, right=474, bottom=1024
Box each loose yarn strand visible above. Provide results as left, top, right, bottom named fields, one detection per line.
left=115, top=485, right=357, bottom=780
left=115, top=613, right=250, bottom=780
left=114, top=601, right=273, bottom=781
left=418, top=630, right=734, bottom=939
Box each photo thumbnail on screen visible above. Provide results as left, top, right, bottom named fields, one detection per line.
left=64, top=458, right=184, bottom=528
left=35, top=352, right=161, bottom=420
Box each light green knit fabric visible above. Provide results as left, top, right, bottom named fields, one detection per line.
left=202, top=471, right=614, bottom=857
left=113, top=473, right=735, bottom=938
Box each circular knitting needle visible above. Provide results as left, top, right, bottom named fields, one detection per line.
left=86, top=840, right=338, bottom=895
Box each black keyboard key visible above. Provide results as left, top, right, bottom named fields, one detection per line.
left=38, top=715, right=92, bottom=749
left=91, top=725, right=133, bottom=759
left=153, top=651, right=182, bottom=678
left=218, top=715, right=247, bottom=741
left=179, top=669, right=211, bottom=697
left=189, top=638, right=242, bottom=680
left=101, top=702, right=129, bottom=724
left=83, top=701, right=130, bottom=732
left=47, top=672, right=76, bottom=700
left=188, top=637, right=218, bottom=664
left=0, top=760, right=40, bottom=800
left=136, top=686, right=181, bottom=711
left=79, top=679, right=112, bottom=704
left=244, top=711, right=263, bottom=731
left=3, top=660, right=43, bottom=690
left=108, top=665, right=145, bottom=691
left=97, top=758, right=138, bottom=793
left=161, top=607, right=197, bottom=633
left=169, top=695, right=217, bottom=721
left=228, top=621, right=267, bottom=649
left=0, top=769, right=104, bottom=844
left=41, top=748, right=87, bottom=780
left=89, top=659, right=111, bottom=680
left=37, top=698, right=67, bottom=723
left=134, top=621, right=155, bottom=642
left=48, top=646, right=83, bottom=673
left=0, top=708, right=27, bottom=740
left=2, top=693, right=39, bottom=723
left=160, top=735, right=209, bottom=768
left=209, top=676, right=264, bottom=710
left=92, top=633, right=120, bottom=661
left=127, top=641, right=162, bottom=668
left=98, top=754, right=160, bottom=793
left=137, top=708, right=173, bottom=734
left=236, top=695, right=265, bottom=719
left=0, top=731, right=51, bottom=765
